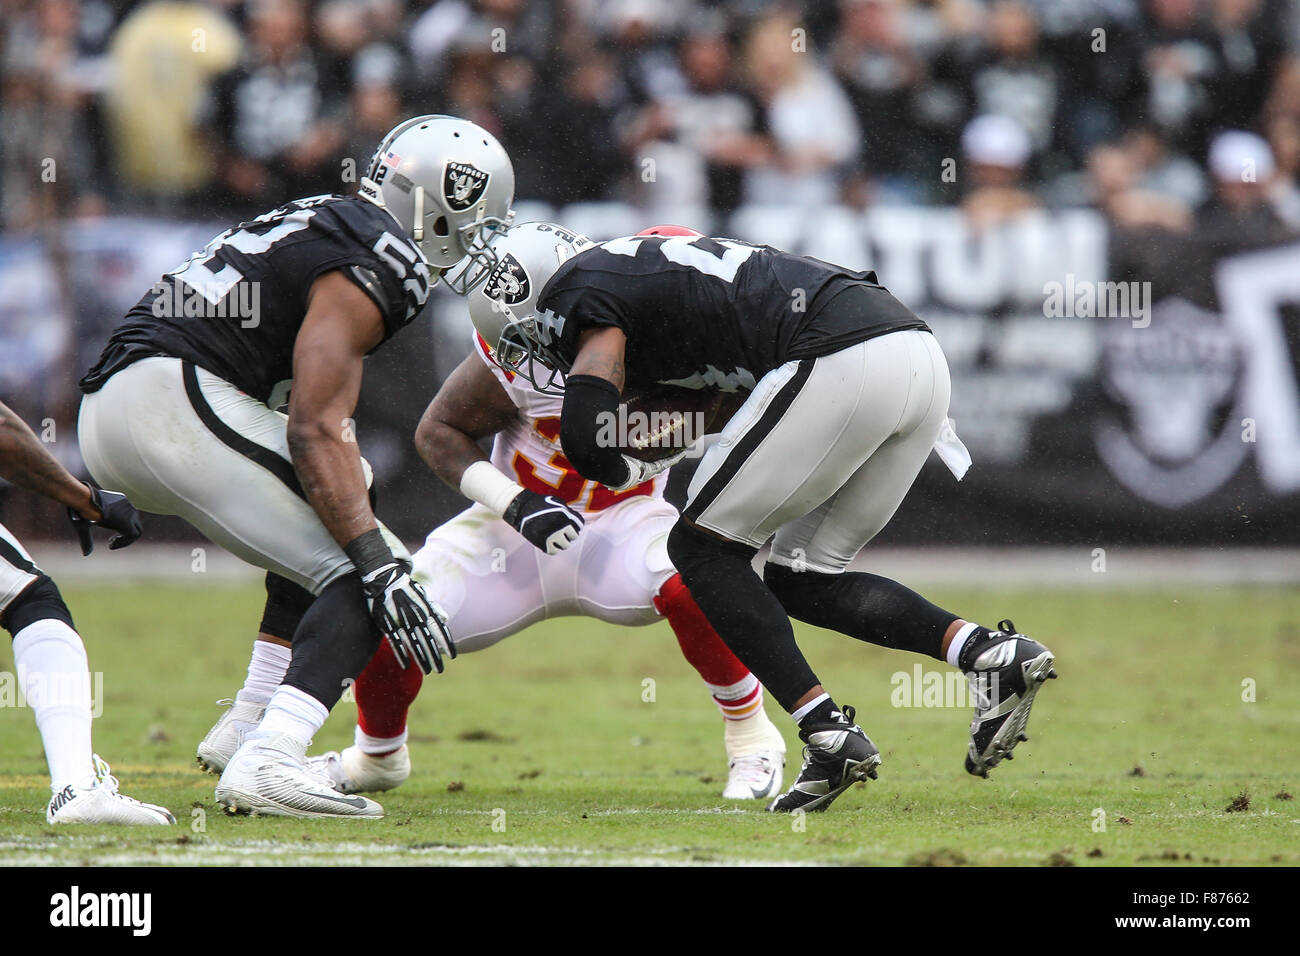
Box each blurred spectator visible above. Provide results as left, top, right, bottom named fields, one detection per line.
left=1122, top=124, right=1209, bottom=207
left=959, top=114, right=1042, bottom=229
left=1208, top=0, right=1286, bottom=131
left=209, top=0, right=345, bottom=213
left=625, top=21, right=772, bottom=212
left=2, top=0, right=117, bottom=231
left=962, top=1, right=1061, bottom=159
left=1262, top=111, right=1300, bottom=226
left=1140, top=0, right=1226, bottom=154
left=1196, top=127, right=1297, bottom=248
left=103, top=1, right=241, bottom=213
left=742, top=13, right=862, bottom=206
left=831, top=0, right=927, bottom=184
left=1086, top=141, right=1194, bottom=229
left=409, top=0, right=552, bottom=87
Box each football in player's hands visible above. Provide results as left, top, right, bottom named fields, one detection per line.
left=618, top=385, right=749, bottom=462
left=504, top=489, right=584, bottom=554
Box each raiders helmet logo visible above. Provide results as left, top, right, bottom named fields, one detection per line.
left=443, top=162, right=490, bottom=211
left=484, top=253, right=530, bottom=305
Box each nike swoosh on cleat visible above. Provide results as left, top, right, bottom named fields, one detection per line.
left=307, top=792, right=372, bottom=809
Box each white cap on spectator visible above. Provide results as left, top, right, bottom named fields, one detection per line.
left=1208, top=130, right=1275, bottom=183
left=962, top=115, right=1032, bottom=168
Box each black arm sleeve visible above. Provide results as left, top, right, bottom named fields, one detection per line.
left=561, top=374, right=630, bottom=487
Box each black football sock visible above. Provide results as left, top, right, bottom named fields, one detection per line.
left=667, top=521, right=820, bottom=713
left=282, top=572, right=380, bottom=710
left=764, top=562, right=959, bottom=660
left=795, top=696, right=846, bottom=728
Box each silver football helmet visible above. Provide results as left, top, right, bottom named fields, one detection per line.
left=467, top=221, right=594, bottom=394
left=358, top=114, right=515, bottom=294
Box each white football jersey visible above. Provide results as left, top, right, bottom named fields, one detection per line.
left=472, top=333, right=666, bottom=514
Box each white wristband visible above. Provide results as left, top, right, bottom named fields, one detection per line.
left=459, top=460, right=525, bottom=517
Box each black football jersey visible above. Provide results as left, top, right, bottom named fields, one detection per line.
left=538, top=235, right=928, bottom=393
left=80, top=195, right=433, bottom=404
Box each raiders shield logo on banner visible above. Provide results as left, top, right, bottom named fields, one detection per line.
left=443, top=162, right=490, bottom=211
left=484, top=253, right=530, bottom=305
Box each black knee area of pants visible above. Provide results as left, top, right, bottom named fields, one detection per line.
left=764, top=562, right=956, bottom=657
left=1, top=575, right=74, bottom=636
left=259, top=572, right=316, bottom=642
left=667, top=520, right=820, bottom=712
left=666, top=518, right=757, bottom=580
left=281, top=572, right=379, bottom=710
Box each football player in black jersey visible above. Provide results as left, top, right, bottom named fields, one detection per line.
left=470, top=222, right=1058, bottom=813
left=77, top=115, right=514, bottom=818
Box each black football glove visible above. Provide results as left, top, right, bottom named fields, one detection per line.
left=503, top=489, right=584, bottom=555
left=347, top=528, right=455, bottom=674
left=67, top=483, right=143, bottom=555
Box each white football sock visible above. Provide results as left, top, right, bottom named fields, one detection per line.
left=252, top=685, right=328, bottom=748
left=237, top=639, right=291, bottom=704
left=790, top=692, right=830, bottom=724
left=13, top=619, right=96, bottom=791
left=945, top=622, right=981, bottom=668
left=355, top=726, right=406, bottom=756
left=724, top=706, right=784, bottom=759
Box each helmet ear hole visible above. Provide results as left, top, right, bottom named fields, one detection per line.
left=432, top=216, right=450, bottom=236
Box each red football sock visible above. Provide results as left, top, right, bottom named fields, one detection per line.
left=655, top=572, right=752, bottom=687
left=354, top=639, right=424, bottom=743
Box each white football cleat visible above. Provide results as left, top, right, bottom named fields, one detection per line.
left=196, top=698, right=266, bottom=774
left=307, top=745, right=410, bottom=794
left=215, top=733, right=383, bottom=818
left=47, top=755, right=176, bottom=825
left=723, top=750, right=785, bottom=800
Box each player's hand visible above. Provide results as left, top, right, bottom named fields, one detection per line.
left=67, top=483, right=143, bottom=555
left=607, top=452, right=687, bottom=494
left=503, top=489, right=584, bottom=555
left=358, top=560, right=456, bottom=674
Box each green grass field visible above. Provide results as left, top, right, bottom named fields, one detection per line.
left=1, top=581, right=1296, bottom=866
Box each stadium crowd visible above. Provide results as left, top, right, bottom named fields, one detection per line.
left=2, top=0, right=1299, bottom=238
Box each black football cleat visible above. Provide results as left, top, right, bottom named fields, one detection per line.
left=963, top=620, right=1056, bottom=778
left=767, top=705, right=880, bottom=813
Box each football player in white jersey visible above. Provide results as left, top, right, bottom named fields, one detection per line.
left=0, top=400, right=173, bottom=824
left=307, top=322, right=786, bottom=799
left=201, top=227, right=787, bottom=800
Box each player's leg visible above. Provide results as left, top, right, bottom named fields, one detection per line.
left=668, top=333, right=954, bottom=810
left=764, top=330, right=1056, bottom=777
left=195, top=572, right=308, bottom=773
left=197, top=467, right=385, bottom=773
left=577, top=496, right=786, bottom=798
left=310, top=505, right=546, bottom=793
left=0, top=523, right=173, bottom=824
left=79, top=357, right=386, bottom=816
left=653, top=574, right=787, bottom=798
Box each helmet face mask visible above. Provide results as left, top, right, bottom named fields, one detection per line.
left=466, top=221, right=593, bottom=394
left=492, top=305, right=568, bottom=395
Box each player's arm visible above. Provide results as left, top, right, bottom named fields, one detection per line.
left=414, top=353, right=519, bottom=488
left=289, top=270, right=453, bottom=673
left=560, top=325, right=676, bottom=491
left=287, top=271, right=384, bottom=547
left=0, top=400, right=142, bottom=553
left=415, top=353, right=584, bottom=555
